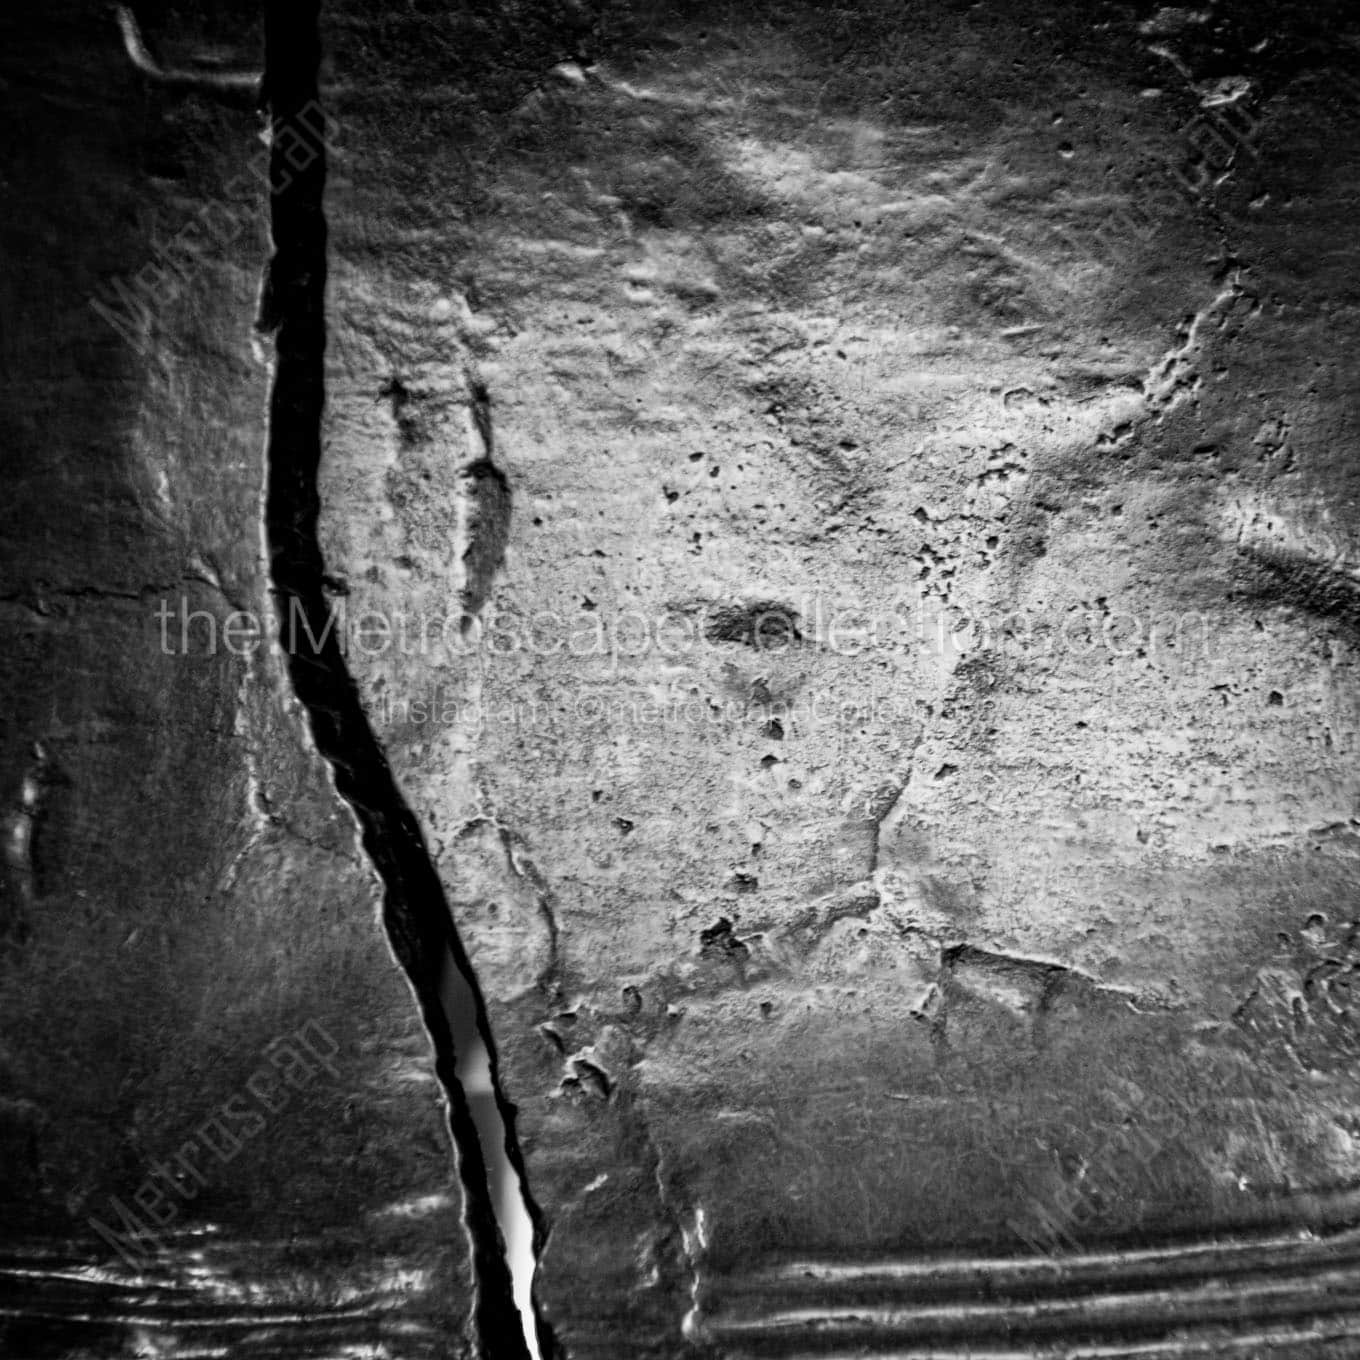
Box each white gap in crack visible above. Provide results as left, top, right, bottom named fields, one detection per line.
left=440, top=950, right=541, bottom=1360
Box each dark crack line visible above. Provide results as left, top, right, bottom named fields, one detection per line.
left=259, top=7, right=554, bottom=1358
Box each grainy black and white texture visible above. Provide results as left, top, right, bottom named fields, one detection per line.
left=4, top=1, right=1360, bottom=1357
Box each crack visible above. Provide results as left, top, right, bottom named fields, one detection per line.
left=1142, top=274, right=1254, bottom=418
left=1085, top=268, right=1255, bottom=454
left=258, top=8, right=554, bottom=1359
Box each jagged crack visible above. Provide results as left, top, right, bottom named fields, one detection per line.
left=259, top=6, right=553, bottom=1357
